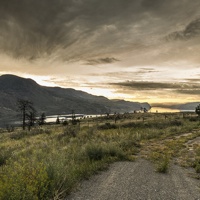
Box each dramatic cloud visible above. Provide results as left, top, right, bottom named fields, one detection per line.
left=0, top=0, right=200, bottom=61
left=186, top=78, right=200, bottom=83
left=110, top=80, right=200, bottom=102
left=0, top=0, right=200, bottom=104
left=110, top=81, right=200, bottom=90
left=86, top=57, right=119, bottom=65
left=166, top=18, right=200, bottom=41
left=176, top=89, right=200, bottom=95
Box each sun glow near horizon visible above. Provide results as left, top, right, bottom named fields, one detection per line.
left=8, top=72, right=199, bottom=105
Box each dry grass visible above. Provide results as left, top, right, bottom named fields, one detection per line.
left=0, top=112, right=200, bottom=199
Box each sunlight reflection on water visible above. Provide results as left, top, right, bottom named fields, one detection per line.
left=150, top=107, right=180, bottom=113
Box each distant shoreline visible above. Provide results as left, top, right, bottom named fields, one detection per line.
left=150, top=107, right=195, bottom=113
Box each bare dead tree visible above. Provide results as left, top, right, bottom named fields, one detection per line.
left=17, top=99, right=36, bottom=130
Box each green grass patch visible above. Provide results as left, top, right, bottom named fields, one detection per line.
left=150, top=152, right=170, bottom=173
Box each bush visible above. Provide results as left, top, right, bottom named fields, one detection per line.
left=86, top=145, right=105, bottom=161
left=106, top=145, right=127, bottom=160
left=0, top=151, right=10, bottom=166
left=119, top=138, right=140, bottom=153
left=156, top=156, right=170, bottom=173
left=0, top=158, right=50, bottom=200
left=193, top=157, right=200, bottom=173
left=9, top=131, right=28, bottom=140
left=195, top=163, right=200, bottom=173
left=169, top=120, right=182, bottom=126
left=85, top=143, right=128, bottom=162
left=63, top=120, right=68, bottom=126
left=63, top=126, right=79, bottom=137
left=150, top=152, right=170, bottom=173
left=98, top=123, right=117, bottom=130
left=189, top=117, right=199, bottom=122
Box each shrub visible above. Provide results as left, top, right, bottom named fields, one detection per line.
left=189, top=117, right=199, bottom=122
left=0, top=158, right=50, bottom=200
left=156, top=156, right=170, bottom=173
left=86, top=144, right=105, bottom=161
left=0, top=151, right=10, bottom=166
left=98, top=123, right=117, bottom=130
left=63, top=126, right=79, bottom=137
left=63, top=120, right=68, bottom=126
left=150, top=152, right=170, bottom=173
left=195, top=163, right=200, bottom=173
left=85, top=143, right=128, bottom=162
left=119, top=138, right=140, bottom=153
left=106, top=145, right=127, bottom=160
left=193, top=157, right=200, bottom=173
left=9, top=131, right=28, bottom=140
left=169, top=120, right=182, bottom=126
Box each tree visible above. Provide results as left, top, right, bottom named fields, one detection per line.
left=195, top=104, right=200, bottom=117
left=38, top=113, right=46, bottom=125
left=26, top=108, right=37, bottom=130
left=17, top=99, right=36, bottom=130
left=56, top=116, right=60, bottom=124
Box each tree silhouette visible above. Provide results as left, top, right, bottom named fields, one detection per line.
left=195, top=104, right=200, bottom=116
left=26, top=108, right=37, bottom=130
left=56, top=116, right=60, bottom=124
left=17, top=99, right=36, bottom=130
left=38, top=113, right=46, bottom=125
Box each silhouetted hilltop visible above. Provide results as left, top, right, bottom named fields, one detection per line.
left=170, top=102, right=200, bottom=111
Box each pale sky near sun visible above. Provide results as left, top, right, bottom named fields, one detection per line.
left=0, top=0, right=200, bottom=104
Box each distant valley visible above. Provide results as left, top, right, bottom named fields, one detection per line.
left=0, top=74, right=151, bottom=127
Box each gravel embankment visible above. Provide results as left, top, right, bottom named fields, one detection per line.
left=67, top=159, right=200, bottom=200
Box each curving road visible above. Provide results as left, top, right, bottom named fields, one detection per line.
left=67, top=159, right=200, bottom=200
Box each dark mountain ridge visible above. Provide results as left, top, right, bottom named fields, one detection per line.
left=0, top=74, right=151, bottom=126
left=170, top=102, right=200, bottom=111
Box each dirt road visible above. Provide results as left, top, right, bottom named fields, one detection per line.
left=67, top=159, right=200, bottom=200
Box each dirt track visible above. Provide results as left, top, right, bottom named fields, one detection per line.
left=67, top=159, right=200, bottom=200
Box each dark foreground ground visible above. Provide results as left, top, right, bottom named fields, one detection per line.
left=67, top=159, right=200, bottom=200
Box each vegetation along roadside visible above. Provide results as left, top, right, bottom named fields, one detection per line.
left=0, top=112, right=200, bottom=199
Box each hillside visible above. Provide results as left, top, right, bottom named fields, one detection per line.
left=171, top=102, right=200, bottom=111
left=0, top=74, right=151, bottom=126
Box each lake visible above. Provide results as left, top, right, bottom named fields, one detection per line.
left=45, top=114, right=107, bottom=123
left=150, top=107, right=195, bottom=113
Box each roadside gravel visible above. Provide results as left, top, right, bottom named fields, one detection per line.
left=67, top=159, right=200, bottom=200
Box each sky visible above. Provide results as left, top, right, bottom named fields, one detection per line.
left=0, top=0, right=200, bottom=105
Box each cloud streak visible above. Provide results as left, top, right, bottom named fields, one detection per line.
left=111, top=81, right=200, bottom=90
left=85, top=57, right=119, bottom=65
left=110, top=81, right=200, bottom=96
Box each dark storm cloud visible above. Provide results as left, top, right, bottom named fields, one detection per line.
left=110, top=81, right=200, bottom=91
left=135, top=68, right=159, bottom=74
left=86, top=57, right=119, bottom=65
left=0, top=0, right=200, bottom=61
left=166, top=18, right=200, bottom=41
left=185, top=78, right=200, bottom=82
left=176, top=89, right=200, bottom=95
left=88, top=68, right=159, bottom=79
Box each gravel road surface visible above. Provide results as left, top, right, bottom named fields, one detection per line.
left=67, top=159, right=200, bottom=200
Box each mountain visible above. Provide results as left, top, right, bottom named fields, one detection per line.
left=170, top=102, right=200, bottom=111
left=0, top=74, right=151, bottom=126
left=152, top=102, right=199, bottom=112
